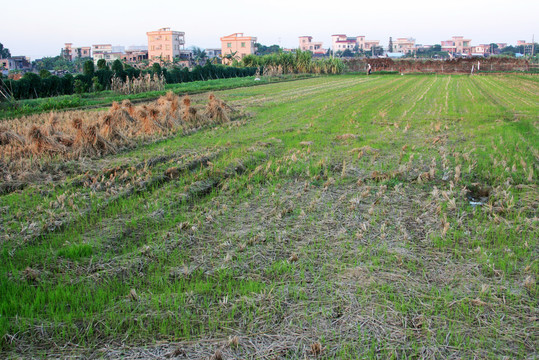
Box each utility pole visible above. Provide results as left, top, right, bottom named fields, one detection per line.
left=532, top=34, right=535, bottom=57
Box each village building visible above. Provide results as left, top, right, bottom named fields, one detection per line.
left=298, top=36, right=325, bottom=54
left=393, top=38, right=416, bottom=54
left=441, top=36, right=472, bottom=56
left=147, top=28, right=185, bottom=62
left=471, top=44, right=491, bottom=57
left=331, top=34, right=380, bottom=53
left=61, top=43, right=91, bottom=61
left=220, top=33, right=257, bottom=64
left=122, top=50, right=148, bottom=64
left=93, top=52, right=124, bottom=65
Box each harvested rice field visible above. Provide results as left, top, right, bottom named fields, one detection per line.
left=1, top=74, right=538, bottom=359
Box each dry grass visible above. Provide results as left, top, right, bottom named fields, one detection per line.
left=0, top=92, right=232, bottom=181
left=111, top=73, right=165, bottom=95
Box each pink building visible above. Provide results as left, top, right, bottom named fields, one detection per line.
left=93, top=52, right=123, bottom=64
left=393, top=38, right=416, bottom=54
left=331, top=34, right=379, bottom=53
left=331, top=35, right=356, bottom=52
left=441, top=36, right=472, bottom=56
left=220, top=33, right=257, bottom=64
left=62, top=43, right=91, bottom=61
left=0, top=56, right=30, bottom=72
left=147, top=27, right=185, bottom=62
left=471, top=44, right=490, bottom=56
left=298, top=36, right=325, bottom=54
left=122, top=50, right=148, bottom=64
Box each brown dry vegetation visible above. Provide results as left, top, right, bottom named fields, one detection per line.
left=0, top=92, right=231, bottom=183
left=344, top=57, right=531, bottom=73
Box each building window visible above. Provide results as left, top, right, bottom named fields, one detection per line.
left=227, top=43, right=232, bottom=48
left=241, top=42, right=246, bottom=47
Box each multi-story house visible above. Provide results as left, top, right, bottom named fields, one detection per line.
left=0, top=56, right=31, bottom=73
left=298, top=36, right=325, bottom=54
left=471, top=44, right=490, bottom=57
left=331, top=34, right=380, bottom=53
left=331, top=35, right=356, bottom=52
left=62, top=43, right=91, bottom=61
left=393, top=38, right=416, bottom=54
left=205, top=48, right=222, bottom=59
left=220, top=33, right=257, bottom=64
left=92, top=44, right=112, bottom=55
left=93, top=52, right=123, bottom=65
left=122, top=50, right=148, bottom=64
left=147, top=28, right=185, bottom=62
left=441, top=36, right=472, bottom=56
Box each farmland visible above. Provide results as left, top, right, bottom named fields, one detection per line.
left=0, top=74, right=538, bottom=358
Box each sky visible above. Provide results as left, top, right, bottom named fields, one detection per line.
left=1, top=0, right=538, bottom=60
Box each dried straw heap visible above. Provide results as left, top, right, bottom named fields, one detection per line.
left=0, top=92, right=232, bottom=177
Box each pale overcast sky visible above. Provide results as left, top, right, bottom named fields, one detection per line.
left=1, top=0, right=537, bottom=59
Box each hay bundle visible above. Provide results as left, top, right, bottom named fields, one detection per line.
left=181, top=95, right=198, bottom=124
left=157, top=91, right=176, bottom=106
left=121, top=99, right=136, bottom=117
left=46, top=112, right=74, bottom=147
left=46, top=112, right=59, bottom=136
left=108, top=102, right=136, bottom=128
left=0, top=126, right=26, bottom=147
left=205, top=93, right=230, bottom=124
left=87, top=124, right=116, bottom=154
left=110, top=101, right=121, bottom=112
left=27, top=125, right=66, bottom=155
left=72, top=118, right=116, bottom=157
left=100, top=113, right=127, bottom=142
left=138, top=106, right=165, bottom=134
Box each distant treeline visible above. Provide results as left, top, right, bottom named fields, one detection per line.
left=1, top=61, right=258, bottom=101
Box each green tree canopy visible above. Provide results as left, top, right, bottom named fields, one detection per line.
left=152, top=62, right=162, bottom=74
left=97, top=59, right=108, bottom=70
left=0, top=43, right=11, bottom=58
left=111, top=59, right=123, bottom=73
left=83, top=60, right=95, bottom=76
left=255, top=43, right=281, bottom=55
left=39, top=69, right=52, bottom=78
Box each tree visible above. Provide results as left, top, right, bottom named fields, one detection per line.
left=432, top=44, right=442, bottom=52
left=221, top=51, right=239, bottom=64
left=97, top=59, right=108, bottom=70
left=152, top=62, right=162, bottom=74
left=34, top=56, right=75, bottom=72
left=0, top=43, right=11, bottom=59
left=111, top=59, right=123, bottom=73
left=388, top=37, right=393, bottom=52
left=342, top=49, right=354, bottom=57
left=83, top=60, right=95, bottom=76
left=255, top=43, right=281, bottom=55
left=191, top=47, right=208, bottom=64
left=39, top=69, right=52, bottom=78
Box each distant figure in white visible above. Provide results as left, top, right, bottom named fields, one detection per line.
left=367, top=63, right=372, bottom=75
